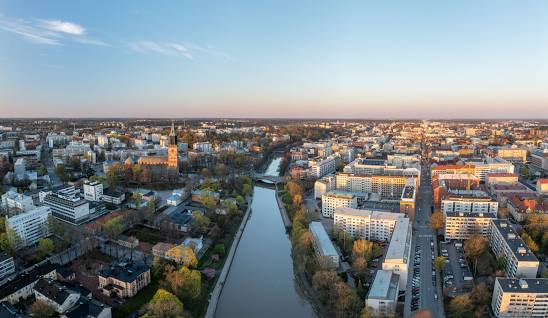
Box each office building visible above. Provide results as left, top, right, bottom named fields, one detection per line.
left=489, top=220, right=539, bottom=278
left=42, top=186, right=91, bottom=225
left=83, top=180, right=103, bottom=202
left=321, top=191, right=357, bottom=218
left=309, top=222, right=339, bottom=269
left=491, top=278, right=548, bottom=318
left=5, top=206, right=51, bottom=249
left=366, top=270, right=399, bottom=317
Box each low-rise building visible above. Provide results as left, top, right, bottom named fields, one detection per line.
left=309, top=222, right=339, bottom=269
left=102, top=189, right=125, bottom=205
left=489, top=219, right=539, bottom=278
left=366, top=270, right=399, bottom=317
left=98, top=262, right=151, bottom=298
left=491, top=277, right=548, bottom=318
left=33, top=279, right=80, bottom=314
left=321, top=190, right=357, bottom=218
left=0, top=262, right=56, bottom=304
left=486, top=173, right=519, bottom=186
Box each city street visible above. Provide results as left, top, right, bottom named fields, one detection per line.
left=405, top=164, right=445, bottom=317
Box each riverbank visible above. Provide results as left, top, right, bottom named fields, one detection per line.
left=204, top=195, right=253, bottom=318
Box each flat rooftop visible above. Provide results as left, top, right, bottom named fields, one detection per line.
left=384, top=218, right=411, bottom=262
left=309, top=222, right=338, bottom=257
left=335, top=207, right=404, bottom=221
left=497, top=277, right=548, bottom=293
left=368, top=270, right=399, bottom=300
left=491, top=219, right=539, bottom=262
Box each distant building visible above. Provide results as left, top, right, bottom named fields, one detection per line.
left=309, top=222, right=339, bottom=269
left=497, top=147, right=527, bottom=163
left=366, top=270, right=399, bottom=317
left=83, top=180, right=103, bottom=202
left=531, top=149, right=548, bottom=170
left=491, top=278, right=548, bottom=318
left=308, top=155, right=337, bottom=178
left=0, top=252, right=15, bottom=280
left=537, top=179, right=548, bottom=195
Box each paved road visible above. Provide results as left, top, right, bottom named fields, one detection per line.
left=405, top=164, right=445, bottom=317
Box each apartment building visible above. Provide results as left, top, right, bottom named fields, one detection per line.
left=432, top=159, right=514, bottom=182
left=309, top=155, right=337, bottom=178
left=333, top=207, right=403, bottom=241
left=335, top=173, right=417, bottom=199
left=486, top=173, right=519, bottom=186
left=0, top=252, right=15, bottom=280
left=441, top=190, right=498, bottom=215
left=489, top=219, right=539, bottom=278
left=491, top=278, right=548, bottom=318
left=444, top=211, right=496, bottom=240
left=321, top=191, right=357, bottom=218
left=366, top=270, right=399, bottom=317
left=497, top=147, right=527, bottom=163
left=531, top=149, right=548, bottom=170
left=1, top=190, right=34, bottom=214
left=5, top=206, right=51, bottom=249
left=309, top=222, right=339, bottom=269
left=314, top=174, right=336, bottom=198
left=382, top=217, right=411, bottom=290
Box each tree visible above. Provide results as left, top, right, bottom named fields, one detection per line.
left=351, top=257, right=368, bottom=280
left=103, top=216, right=125, bottom=238
left=352, top=239, right=380, bottom=261
left=178, top=266, right=201, bottom=299
left=0, top=233, right=9, bottom=252
left=464, top=234, right=488, bottom=275
left=36, top=166, right=48, bottom=177
left=29, top=299, right=57, bottom=318
left=448, top=294, right=473, bottom=318
left=521, top=232, right=539, bottom=253
left=38, top=238, right=54, bottom=259
left=166, top=246, right=198, bottom=268
left=214, top=163, right=228, bottom=178
left=201, top=194, right=217, bottom=211
left=192, top=212, right=211, bottom=234
left=428, top=211, right=445, bottom=232
left=292, top=194, right=303, bottom=206
left=434, top=256, right=446, bottom=272
left=145, top=289, right=184, bottom=318
left=54, top=165, right=68, bottom=182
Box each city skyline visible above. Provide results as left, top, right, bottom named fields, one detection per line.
left=1, top=0, right=548, bottom=118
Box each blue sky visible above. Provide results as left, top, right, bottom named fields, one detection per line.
left=1, top=0, right=547, bottom=118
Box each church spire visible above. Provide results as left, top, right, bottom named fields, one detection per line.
left=169, top=121, right=177, bottom=145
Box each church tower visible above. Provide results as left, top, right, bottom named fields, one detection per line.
left=167, top=121, right=178, bottom=169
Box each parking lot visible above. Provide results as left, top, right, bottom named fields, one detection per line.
left=440, top=241, right=473, bottom=296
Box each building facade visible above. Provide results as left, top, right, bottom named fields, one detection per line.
left=491, top=278, right=548, bottom=318
left=321, top=191, right=357, bottom=218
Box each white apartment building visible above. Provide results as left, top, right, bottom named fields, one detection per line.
left=309, top=222, right=339, bottom=269
left=382, top=217, right=411, bottom=290
left=314, top=174, right=336, bottom=199
left=1, top=190, right=34, bottom=213
left=491, top=278, right=548, bottom=318
left=441, top=191, right=498, bottom=215
left=444, top=211, right=496, bottom=240
left=489, top=219, right=539, bottom=278
left=309, top=155, right=337, bottom=178
left=42, top=186, right=91, bottom=225
left=83, top=180, right=103, bottom=202
left=0, top=252, right=15, bottom=279
left=334, top=207, right=403, bottom=241
left=366, top=270, right=399, bottom=317
left=193, top=142, right=212, bottom=153
left=321, top=191, right=357, bottom=218
left=5, top=206, right=51, bottom=249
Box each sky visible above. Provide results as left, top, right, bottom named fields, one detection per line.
left=1, top=0, right=547, bottom=119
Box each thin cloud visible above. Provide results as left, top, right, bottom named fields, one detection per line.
left=0, top=14, right=106, bottom=46
left=129, top=40, right=230, bottom=61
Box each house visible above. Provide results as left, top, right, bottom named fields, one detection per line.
left=62, top=297, right=112, bottom=318
left=166, top=189, right=189, bottom=207
left=0, top=262, right=56, bottom=304
left=98, top=262, right=150, bottom=298
left=182, top=236, right=204, bottom=254
left=33, top=279, right=81, bottom=314
left=191, top=189, right=220, bottom=205
left=152, top=242, right=176, bottom=260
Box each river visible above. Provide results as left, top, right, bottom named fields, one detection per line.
left=214, top=158, right=315, bottom=318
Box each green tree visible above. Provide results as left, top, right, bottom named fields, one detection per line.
left=38, top=238, right=54, bottom=258
left=29, top=299, right=57, bottom=318
left=178, top=266, right=201, bottom=300
left=192, top=212, right=210, bottom=234
left=429, top=211, right=445, bottom=232
left=36, top=166, right=48, bottom=177
left=54, top=165, right=68, bottom=182
left=0, top=233, right=10, bottom=252
left=145, top=289, right=184, bottom=318
left=464, top=234, right=488, bottom=275
left=103, top=216, right=125, bottom=238
left=521, top=232, right=539, bottom=253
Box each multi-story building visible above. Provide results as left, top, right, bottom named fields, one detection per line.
left=382, top=217, right=411, bottom=290
left=5, top=206, right=51, bottom=249
left=192, top=142, right=212, bottom=153
left=489, top=219, right=539, bottom=278
left=507, top=195, right=547, bottom=223
left=309, top=222, right=339, bottom=269
left=335, top=173, right=418, bottom=199
left=444, top=211, right=496, bottom=240
left=491, top=277, right=548, bottom=318
left=314, top=174, right=336, bottom=199
left=399, top=181, right=416, bottom=217
left=441, top=190, right=498, bottom=215
left=0, top=252, right=15, bottom=279
left=366, top=270, right=399, bottom=317
left=432, top=159, right=514, bottom=182
left=486, top=173, right=519, bottom=186
left=309, top=155, right=337, bottom=178
left=321, top=191, right=357, bottom=218
left=497, top=147, right=527, bottom=163
left=1, top=190, right=34, bottom=214
left=537, top=179, right=548, bottom=195
left=531, top=149, right=548, bottom=170
left=33, top=279, right=80, bottom=314
left=42, top=185, right=91, bottom=225
left=334, top=207, right=404, bottom=241
left=98, top=262, right=151, bottom=298
left=83, top=180, right=103, bottom=202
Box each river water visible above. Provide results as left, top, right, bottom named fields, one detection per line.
left=215, top=158, right=315, bottom=318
